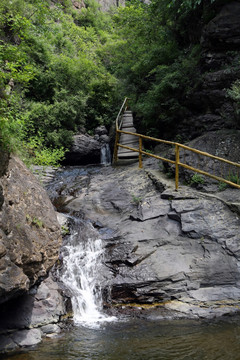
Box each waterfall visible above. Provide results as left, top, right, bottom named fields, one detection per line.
left=60, top=218, right=115, bottom=328
left=100, top=143, right=111, bottom=165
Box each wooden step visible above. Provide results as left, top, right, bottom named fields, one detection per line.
left=118, top=147, right=139, bottom=153
left=122, top=119, right=134, bottom=124
left=118, top=146, right=139, bottom=153
left=122, top=120, right=133, bottom=125
left=120, top=141, right=139, bottom=147
left=120, top=127, right=136, bottom=133
left=120, top=133, right=138, bottom=139
left=120, top=137, right=139, bottom=144
left=122, top=114, right=133, bottom=119
left=120, top=138, right=138, bottom=145
left=118, top=151, right=139, bottom=159
left=122, top=123, right=134, bottom=128
left=122, top=115, right=133, bottom=120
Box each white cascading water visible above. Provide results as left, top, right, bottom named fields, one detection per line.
left=61, top=219, right=115, bottom=328
left=100, top=143, right=111, bottom=165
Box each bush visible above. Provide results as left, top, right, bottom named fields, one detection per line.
left=106, top=0, right=201, bottom=139
left=22, top=135, right=65, bottom=167
left=0, top=0, right=118, bottom=165
left=227, top=80, right=240, bottom=125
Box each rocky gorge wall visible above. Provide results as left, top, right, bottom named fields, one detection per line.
left=0, top=152, right=62, bottom=303
left=0, top=151, right=71, bottom=352
left=176, top=1, right=240, bottom=140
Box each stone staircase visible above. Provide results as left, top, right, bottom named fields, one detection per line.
left=117, top=111, right=139, bottom=159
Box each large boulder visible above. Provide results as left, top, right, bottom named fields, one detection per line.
left=64, top=134, right=101, bottom=165
left=0, top=155, right=62, bottom=304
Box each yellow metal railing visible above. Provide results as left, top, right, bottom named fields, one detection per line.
left=113, top=97, right=130, bottom=164
left=113, top=101, right=240, bottom=190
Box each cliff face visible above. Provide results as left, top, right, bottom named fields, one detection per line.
left=97, top=0, right=124, bottom=11
left=0, top=152, right=62, bottom=304
left=70, top=0, right=124, bottom=12
left=177, top=1, right=240, bottom=139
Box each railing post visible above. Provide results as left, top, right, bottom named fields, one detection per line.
left=126, top=97, right=128, bottom=110
left=113, top=131, right=120, bottom=164
left=175, top=144, right=180, bottom=190
left=139, top=136, right=143, bottom=168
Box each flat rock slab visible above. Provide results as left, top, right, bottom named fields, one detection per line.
left=130, top=196, right=170, bottom=221
left=53, top=163, right=240, bottom=319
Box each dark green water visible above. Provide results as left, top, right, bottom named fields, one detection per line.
left=2, top=318, right=240, bottom=360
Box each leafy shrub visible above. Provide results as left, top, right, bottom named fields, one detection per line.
left=190, top=173, right=205, bottom=186
left=0, top=0, right=118, bottom=165
left=22, top=135, right=65, bottom=167
left=107, top=0, right=201, bottom=139
left=227, top=80, right=240, bottom=125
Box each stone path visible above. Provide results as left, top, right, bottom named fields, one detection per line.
left=118, top=111, right=139, bottom=159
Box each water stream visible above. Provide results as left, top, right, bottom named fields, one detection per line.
left=60, top=217, right=115, bottom=328
left=100, top=143, right=111, bottom=165
left=2, top=318, right=240, bottom=360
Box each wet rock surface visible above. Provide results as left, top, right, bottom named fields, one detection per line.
left=49, top=159, right=240, bottom=320
left=0, top=274, right=71, bottom=353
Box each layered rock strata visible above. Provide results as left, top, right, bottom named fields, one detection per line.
left=178, top=1, right=240, bottom=139
left=50, top=160, right=240, bottom=320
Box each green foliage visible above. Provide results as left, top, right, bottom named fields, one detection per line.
left=218, top=181, right=227, bottom=191
left=143, top=148, right=154, bottom=155
left=61, top=225, right=70, bottom=236
left=167, top=0, right=217, bottom=12
left=218, top=173, right=240, bottom=191
left=190, top=173, right=205, bottom=186
left=228, top=173, right=240, bottom=186
left=26, top=214, right=43, bottom=228
left=131, top=194, right=142, bottom=205
left=0, top=94, right=26, bottom=151
left=0, top=0, right=118, bottom=165
left=0, top=0, right=231, bottom=168
left=74, top=0, right=112, bottom=31
left=227, top=80, right=240, bottom=102
left=23, top=135, right=66, bottom=167
left=106, top=0, right=201, bottom=138
left=227, top=80, right=240, bottom=124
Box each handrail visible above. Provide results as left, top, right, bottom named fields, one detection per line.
left=113, top=97, right=130, bottom=163
left=114, top=126, right=240, bottom=190
left=115, top=97, right=129, bottom=131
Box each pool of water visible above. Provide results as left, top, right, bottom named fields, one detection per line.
left=2, top=317, right=240, bottom=360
